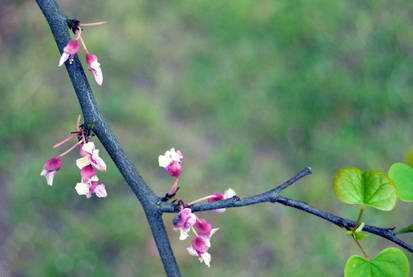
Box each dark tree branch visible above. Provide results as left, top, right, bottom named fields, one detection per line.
left=160, top=167, right=313, bottom=213
left=36, top=0, right=412, bottom=276
left=36, top=1, right=181, bottom=276
left=274, top=196, right=413, bottom=253
left=161, top=168, right=413, bottom=253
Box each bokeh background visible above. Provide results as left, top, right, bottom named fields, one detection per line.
left=1, top=0, right=413, bottom=276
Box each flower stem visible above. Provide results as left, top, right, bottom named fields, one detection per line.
left=81, top=130, right=86, bottom=144
left=187, top=195, right=216, bottom=206
left=191, top=226, right=198, bottom=237
left=76, top=114, right=81, bottom=131
left=167, top=177, right=179, bottom=196
left=78, top=34, right=88, bottom=53
left=79, top=21, right=107, bottom=27
left=352, top=205, right=365, bottom=232
left=75, top=27, right=82, bottom=40
left=53, top=133, right=78, bottom=148
left=57, top=141, right=82, bottom=158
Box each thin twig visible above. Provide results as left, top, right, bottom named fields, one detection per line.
left=161, top=168, right=413, bottom=254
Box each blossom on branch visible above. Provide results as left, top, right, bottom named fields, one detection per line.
left=195, top=218, right=219, bottom=247
left=75, top=165, right=107, bottom=198
left=57, top=19, right=106, bottom=86
left=187, top=236, right=212, bottom=267
left=86, top=53, right=103, bottom=86
left=75, top=143, right=108, bottom=198
left=158, top=148, right=183, bottom=177
left=58, top=40, right=80, bottom=66
left=76, top=142, right=107, bottom=171
left=207, top=188, right=237, bottom=213
left=173, top=208, right=196, bottom=240
left=40, top=157, right=62, bottom=186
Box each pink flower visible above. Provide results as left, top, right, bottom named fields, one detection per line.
left=195, top=218, right=219, bottom=247
left=75, top=179, right=107, bottom=198
left=80, top=164, right=97, bottom=181
left=158, top=148, right=183, bottom=177
left=75, top=165, right=107, bottom=198
left=173, top=208, right=196, bottom=240
left=75, top=143, right=108, bottom=199
left=40, top=157, right=62, bottom=186
left=187, top=236, right=212, bottom=267
left=76, top=142, right=107, bottom=171
left=86, top=53, right=103, bottom=86
left=207, top=188, right=237, bottom=213
left=195, top=218, right=212, bottom=237
left=58, top=40, right=80, bottom=66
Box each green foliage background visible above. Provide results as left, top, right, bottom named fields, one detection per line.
left=1, top=0, right=413, bottom=276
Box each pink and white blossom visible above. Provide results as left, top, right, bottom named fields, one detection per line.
left=195, top=218, right=219, bottom=247
left=86, top=53, right=103, bottom=86
left=173, top=208, right=196, bottom=240
left=207, top=188, right=237, bottom=213
left=158, top=148, right=183, bottom=177
left=40, top=157, right=62, bottom=186
left=76, top=142, right=107, bottom=171
left=187, top=236, right=212, bottom=267
left=75, top=179, right=107, bottom=198
left=76, top=164, right=107, bottom=198
left=58, top=40, right=80, bottom=66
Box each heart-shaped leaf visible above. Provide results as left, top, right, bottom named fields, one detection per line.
left=345, top=247, right=409, bottom=277
left=388, top=163, right=413, bottom=202
left=334, top=168, right=398, bottom=211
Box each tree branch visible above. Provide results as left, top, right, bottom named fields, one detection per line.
left=36, top=1, right=412, bottom=275
left=36, top=0, right=181, bottom=276
left=161, top=167, right=413, bottom=254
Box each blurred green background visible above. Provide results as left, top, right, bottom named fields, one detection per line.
left=1, top=0, right=413, bottom=276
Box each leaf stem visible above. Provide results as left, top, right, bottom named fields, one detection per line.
left=352, top=235, right=369, bottom=259
left=352, top=205, right=365, bottom=232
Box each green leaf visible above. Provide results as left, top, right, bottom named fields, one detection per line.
left=345, top=248, right=410, bottom=277
left=334, top=168, right=398, bottom=211
left=394, top=224, right=413, bottom=235
left=405, top=148, right=413, bottom=168
left=388, top=163, right=413, bottom=202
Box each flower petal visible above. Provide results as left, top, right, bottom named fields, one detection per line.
left=210, top=228, right=219, bottom=238
left=92, top=67, right=103, bottom=86
left=158, top=155, right=171, bottom=168
left=200, top=252, right=211, bottom=267
left=76, top=156, right=91, bottom=169
left=44, top=171, right=56, bottom=186
left=224, top=188, right=236, bottom=199
left=94, top=184, right=107, bottom=198
left=82, top=142, right=96, bottom=155
left=179, top=228, right=189, bottom=240
left=186, top=246, right=197, bottom=256
left=75, top=182, right=89, bottom=195
left=91, top=150, right=107, bottom=171
left=213, top=208, right=226, bottom=214
left=58, top=52, right=70, bottom=67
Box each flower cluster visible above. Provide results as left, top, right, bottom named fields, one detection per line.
left=58, top=19, right=105, bottom=86
left=159, top=148, right=237, bottom=267
left=41, top=115, right=108, bottom=198
left=172, top=208, right=218, bottom=267
left=75, top=142, right=107, bottom=198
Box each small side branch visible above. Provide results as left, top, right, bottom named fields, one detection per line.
left=275, top=196, right=413, bottom=253
left=161, top=168, right=413, bottom=254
